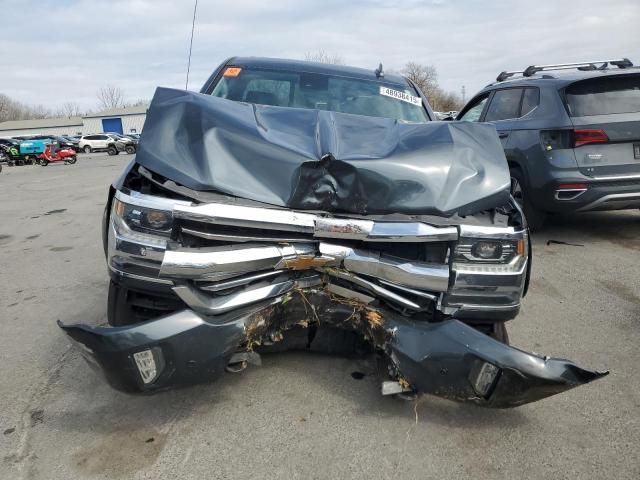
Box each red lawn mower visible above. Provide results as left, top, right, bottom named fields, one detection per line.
left=38, top=143, right=77, bottom=166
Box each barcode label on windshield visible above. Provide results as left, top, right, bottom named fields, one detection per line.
left=379, top=86, right=422, bottom=106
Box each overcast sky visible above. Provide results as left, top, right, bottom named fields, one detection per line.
left=2, top=0, right=639, bottom=111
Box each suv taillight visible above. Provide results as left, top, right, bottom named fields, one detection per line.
left=572, top=129, right=609, bottom=147
left=541, top=129, right=609, bottom=150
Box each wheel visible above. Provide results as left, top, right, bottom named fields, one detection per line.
left=17, top=159, right=25, bottom=166
left=83, top=145, right=92, bottom=154
left=510, top=168, right=546, bottom=231
left=65, top=156, right=77, bottom=165
left=124, top=145, right=135, bottom=154
left=38, top=159, right=49, bottom=166
left=107, top=146, right=118, bottom=156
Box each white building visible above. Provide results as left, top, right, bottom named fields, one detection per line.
left=0, top=117, right=84, bottom=137
left=82, top=105, right=148, bottom=135
left=0, top=105, right=148, bottom=138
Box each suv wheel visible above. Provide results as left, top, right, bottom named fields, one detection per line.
left=107, top=145, right=119, bottom=156
left=83, top=145, right=92, bottom=154
left=124, top=145, right=136, bottom=154
left=510, top=168, right=546, bottom=231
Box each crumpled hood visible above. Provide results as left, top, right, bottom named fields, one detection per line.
left=135, top=87, right=510, bottom=216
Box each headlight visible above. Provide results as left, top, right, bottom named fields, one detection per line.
left=455, top=238, right=525, bottom=264
left=113, top=197, right=173, bottom=235
left=471, top=241, right=502, bottom=260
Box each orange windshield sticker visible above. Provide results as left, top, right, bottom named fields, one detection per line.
left=223, top=67, right=242, bottom=77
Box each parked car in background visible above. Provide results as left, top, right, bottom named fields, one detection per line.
left=0, top=138, right=20, bottom=149
left=106, top=133, right=137, bottom=155
left=457, top=58, right=640, bottom=229
left=59, top=56, right=605, bottom=408
left=78, top=134, right=120, bottom=153
left=29, top=135, right=80, bottom=152
left=60, top=135, right=80, bottom=151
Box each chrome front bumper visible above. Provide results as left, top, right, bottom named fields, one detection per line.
left=107, top=190, right=528, bottom=320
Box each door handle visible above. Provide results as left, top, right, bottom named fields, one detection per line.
left=498, top=132, right=509, bottom=139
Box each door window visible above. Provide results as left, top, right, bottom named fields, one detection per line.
left=521, top=88, right=540, bottom=116
left=485, top=89, right=524, bottom=121
left=458, top=95, right=489, bottom=122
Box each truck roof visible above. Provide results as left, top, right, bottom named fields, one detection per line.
left=224, top=56, right=409, bottom=87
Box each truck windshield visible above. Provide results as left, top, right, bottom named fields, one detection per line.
left=210, top=67, right=429, bottom=123
left=565, top=74, right=640, bottom=116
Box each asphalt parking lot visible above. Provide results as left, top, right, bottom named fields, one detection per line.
left=1, top=154, right=638, bottom=480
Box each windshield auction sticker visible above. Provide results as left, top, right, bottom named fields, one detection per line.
left=379, top=86, right=422, bottom=106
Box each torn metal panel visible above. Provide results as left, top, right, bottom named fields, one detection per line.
left=57, top=310, right=247, bottom=392
left=58, top=289, right=607, bottom=407
left=134, top=87, right=511, bottom=216
left=388, top=318, right=607, bottom=408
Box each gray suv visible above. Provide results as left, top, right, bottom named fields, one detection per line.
left=457, top=58, right=640, bottom=229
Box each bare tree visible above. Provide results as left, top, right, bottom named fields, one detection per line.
left=0, top=93, right=54, bottom=121
left=128, top=98, right=150, bottom=107
left=29, top=104, right=51, bottom=119
left=61, top=101, right=82, bottom=117
left=402, top=62, right=439, bottom=98
left=432, top=90, right=463, bottom=112
left=304, top=49, right=345, bottom=65
left=399, top=62, right=463, bottom=112
left=96, top=85, right=126, bottom=110
left=0, top=94, right=14, bottom=122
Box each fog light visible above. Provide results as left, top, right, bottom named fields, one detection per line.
left=469, top=360, right=500, bottom=398
left=471, top=241, right=502, bottom=260
left=133, top=347, right=164, bottom=384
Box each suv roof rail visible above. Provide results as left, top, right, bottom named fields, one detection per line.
left=496, top=58, right=634, bottom=82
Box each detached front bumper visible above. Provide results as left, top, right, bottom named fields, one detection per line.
left=58, top=289, right=606, bottom=408
left=62, top=188, right=606, bottom=407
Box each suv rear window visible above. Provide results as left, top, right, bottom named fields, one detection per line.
left=565, top=75, right=640, bottom=116
left=210, top=67, right=429, bottom=123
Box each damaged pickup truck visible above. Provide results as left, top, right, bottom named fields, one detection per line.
left=59, top=57, right=606, bottom=407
